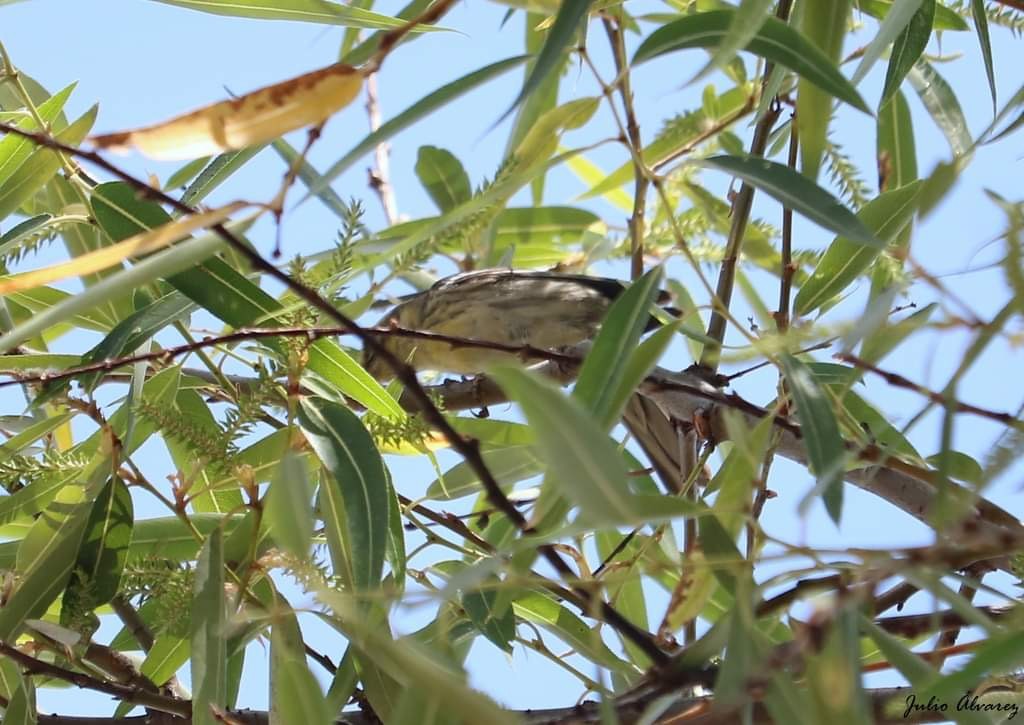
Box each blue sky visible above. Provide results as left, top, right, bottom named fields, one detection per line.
left=2, top=0, right=1023, bottom=717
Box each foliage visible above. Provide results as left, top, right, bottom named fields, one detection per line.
left=1, top=1, right=1023, bottom=723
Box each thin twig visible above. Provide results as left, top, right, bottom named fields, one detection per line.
left=837, top=352, right=1024, bottom=429
left=699, top=0, right=795, bottom=373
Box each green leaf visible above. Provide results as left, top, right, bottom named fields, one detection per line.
left=0, top=83, right=74, bottom=185
left=877, top=89, right=918, bottom=191
left=426, top=446, right=538, bottom=501
left=181, top=146, right=265, bottom=207
left=299, top=397, right=388, bottom=590
left=0, top=104, right=97, bottom=220
left=693, top=0, right=774, bottom=83
left=795, top=181, right=922, bottom=315
left=856, top=0, right=967, bottom=32
left=141, top=635, right=191, bottom=688
left=265, top=449, right=315, bottom=558
left=272, top=139, right=347, bottom=217
left=462, top=578, right=515, bottom=653
left=191, top=528, right=226, bottom=725
left=907, top=60, right=972, bottom=158
left=0, top=479, right=95, bottom=643
left=491, top=367, right=646, bottom=526
left=925, top=451, right=983, bottom=484
left=780, top=355, right=846, bottom=523
left=880, top=0, right=934, bottom=107
left=970, top=0, right=997, bottom=112
left=698, top=155, right=879, bottom=245
left=574, top=267, right=663, bottom=428
left=852, top=0, right=923, bottom=85
left=149, top=0, right=431, bottom=30
left=305, top=56, right=529, bottom=202
left=633, top=10, right=869, bottom=113
left=270, top=609, right=331, bottom=724
left=70, top=477, right=133, bottom=606
left=89, top=182, right=403, bottom=418
left=0, top=225, right=225, bottom=354
left=341, top=0, right=434, bottom=66
left=415, top=146, right=471, bottom=212
left=512, top=591, right=634, bottom=673
left=860, top=301, right=935, bottom=363
left=796, top=0, right=851, bottom=181
left=499, top=0, right=592, bottom=123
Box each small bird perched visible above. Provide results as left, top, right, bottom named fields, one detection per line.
left=363, top=269, right=675, bottom=380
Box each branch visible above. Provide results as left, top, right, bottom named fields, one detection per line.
left=0, top=642, right=190, bottom=717
left=837, top=352, right=1024, bottom=430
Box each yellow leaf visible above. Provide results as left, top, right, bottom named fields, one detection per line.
left=90, top=64, right=363, bottom=160
left=0, top=202, right=249, bottom=295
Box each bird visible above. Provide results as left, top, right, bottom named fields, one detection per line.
left=362, top=268, right=676, bottom=380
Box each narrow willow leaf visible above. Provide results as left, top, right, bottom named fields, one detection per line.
left=272, top=139, right=347, bottom=217
left=852, top=0, right=923, bottom=85
left=0, top=105, right=97, bottom=220
left=426, top=445, right=537, bottom=501
left=698, top=155, right=879, bottom=245
left=91, top=64, right=363, bottom=160
left=512, top=591, right=634, bottom=673
left=265, top=449, right=314, bottom=558
left=0, top=658, right=36, bottom=724
left=415, top=146, right=471, bottom=212
left=970, top=0, right=997, bottom=112
left=270, top=608, right=330, bottom=725
left=633, top=10, right=869, bottom=113
left=462, top=578, right=515, bottom=653
left=491, top=367, right=645, bottom=526
left=795, top=181, right=922, bottom=315
left=306, top=55, right=529, bottom=201
left=880, top=0, right=934, bottom=107
left=509, top=11, right=565, bottom=203
left=0, top=202, right=247, bottom=295
left=299, top=397, right=388, bottom=590
left=181, top=145, right=265, bottom=207
left=150, top=0, right=422, bottom=29
left=0, top=479, right=94, bottom=642
left=0, top=225, right=226, bottom=353
left=780, top=355, right=845, bottom=523
left=318, top=590, right=518, bottom=725
left=574, top=266, right=663, bottom=428
left=796, top=0, right=851, bottom=181
left=499, top=0, right=592, bottom=123
left=141, top=635, right=191, bottom=689
left=692, top=0, right=774, bottom=83
left=907, top=60, right=971, bottom=158
left=856, top=0, right=967, bottom=31
left=191, top=529, right=226, bottom=725
left=877, top=89, right=917, bottom=191
left=0, top=83, right=75, bottom=182
left=71, top=477, right=133, bottom=606
left=89, top=182, right=402, bottom=418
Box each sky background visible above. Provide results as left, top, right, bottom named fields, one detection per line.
left=2, top=0, right=1023, bottom=718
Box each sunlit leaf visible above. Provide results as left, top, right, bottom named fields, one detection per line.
left=91, top=64, right=363, bottom=160
left=634, top=10, right=869, bottom=113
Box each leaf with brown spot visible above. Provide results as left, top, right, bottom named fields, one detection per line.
left=90, top=64, right=363, bottom=160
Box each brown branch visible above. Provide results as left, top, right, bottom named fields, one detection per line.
left=836, top=352, right=1024, bottom=430
left=775, top=111, right=798, bottom=332
left=0, top=641, right=190, bottom=717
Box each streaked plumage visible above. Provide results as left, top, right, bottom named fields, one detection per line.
left=364, top=269, right=672, bottom=380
